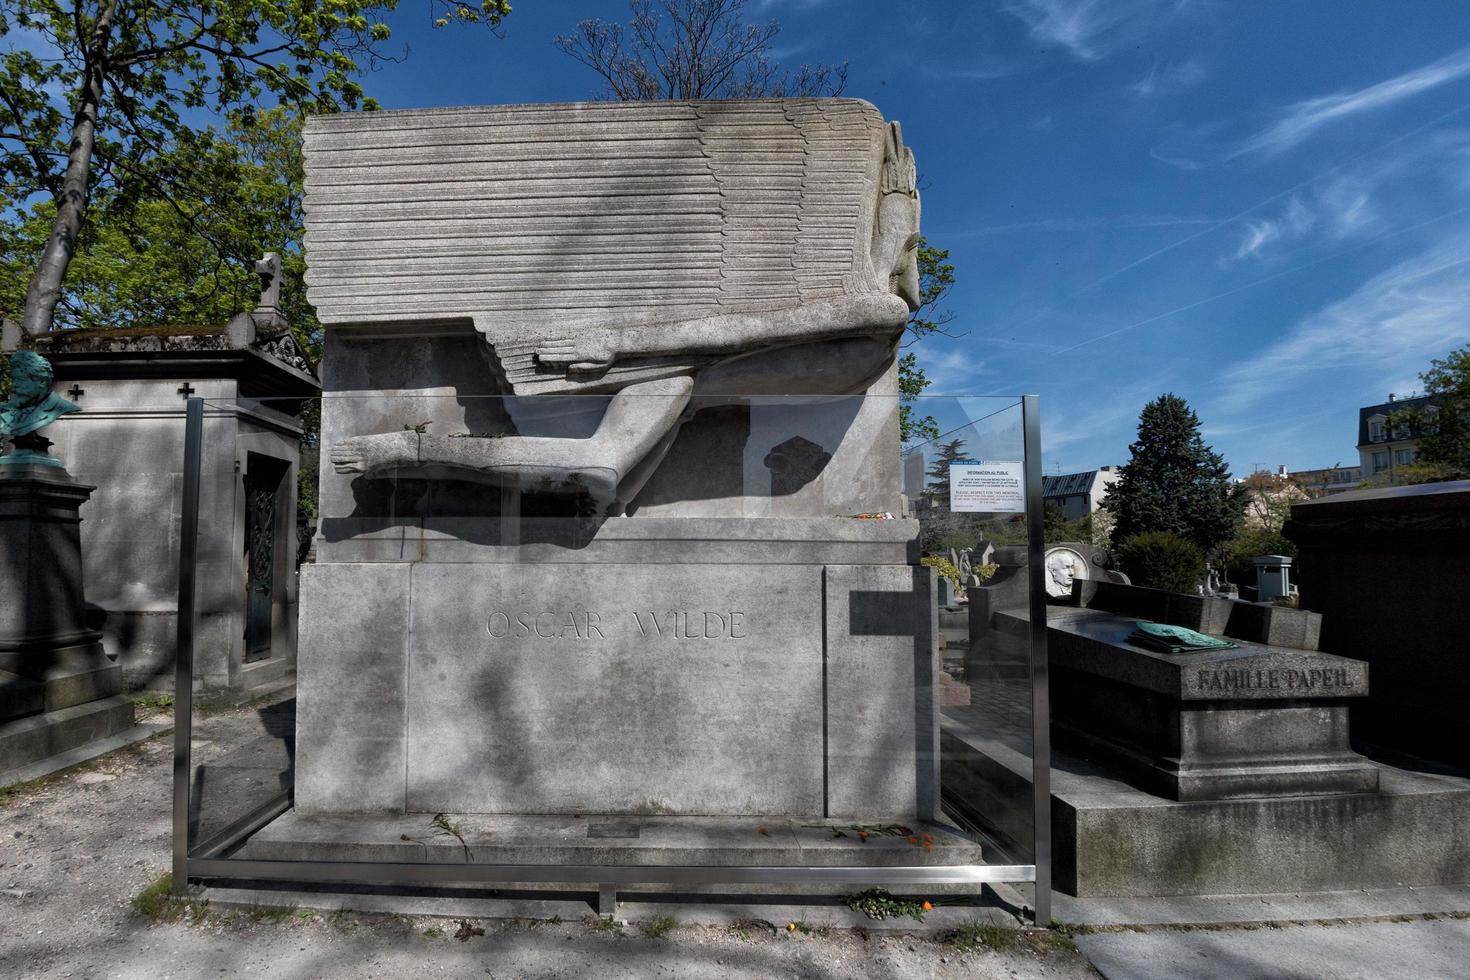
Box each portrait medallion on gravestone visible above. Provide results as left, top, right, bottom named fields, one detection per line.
left=1044, top=546, right=1091, bottom=598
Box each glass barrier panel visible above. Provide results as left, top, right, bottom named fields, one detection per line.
left=137, top=393, right=1046, bottom=911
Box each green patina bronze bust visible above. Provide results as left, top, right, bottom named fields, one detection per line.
left=1, top=351, right=80, bottom=466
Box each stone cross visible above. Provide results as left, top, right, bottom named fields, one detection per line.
left=255, top=252, right=282, bottom=312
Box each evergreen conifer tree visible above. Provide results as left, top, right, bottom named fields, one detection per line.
left=1105, top=394, right=1245, bottom=552
left=924, top=438, right=969, bottom=495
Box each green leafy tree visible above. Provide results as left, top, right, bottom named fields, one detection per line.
left=1224, top=527, right=1296, bottom=587
left=2, top=109, right=315, bottom=343
left=900, top=240, right=956, bottom=442
left=1, top=0, right=513, bottom=335
left=1043, top=503, right=1093, bottom=544
left=1118, top=530, right=1204, bottom=595
left=1105, top=394, right=1246, bottom=553
left=1392, top=344, right=1470, bottom=480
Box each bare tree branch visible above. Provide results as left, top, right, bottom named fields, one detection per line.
left=555, top=0, right=847, bottom=102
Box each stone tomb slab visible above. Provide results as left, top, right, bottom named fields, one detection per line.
left=298, top=558, right=940, bottom=818
left=406, top=562, right=824, bottom=815
left=296, top=561, right=829, bottom=816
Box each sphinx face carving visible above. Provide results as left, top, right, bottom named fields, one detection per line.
left=874, top=122, right=922, bottom=312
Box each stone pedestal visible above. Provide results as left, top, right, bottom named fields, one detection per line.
left=295, top=517, right=939, bottom=821
left=0, top=464, right=134, bottom=781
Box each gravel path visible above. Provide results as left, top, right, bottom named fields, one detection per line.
left=0, top=700, right=1097, bottom=979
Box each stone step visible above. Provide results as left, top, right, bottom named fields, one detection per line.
left=238, top=810, right=985, bottom=870
left=0, top=694, right=135, bottom=774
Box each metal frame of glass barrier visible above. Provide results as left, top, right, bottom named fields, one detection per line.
left=171, top=395, right=1051, bottom=923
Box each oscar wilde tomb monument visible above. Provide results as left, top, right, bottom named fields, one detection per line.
left=291, top=100, right=946, bottom=839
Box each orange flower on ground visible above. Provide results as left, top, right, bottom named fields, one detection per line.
left=922, top=901, right=933, bottom=912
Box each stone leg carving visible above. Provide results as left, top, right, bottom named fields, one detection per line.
left=331, top=376, right=694, bottom=507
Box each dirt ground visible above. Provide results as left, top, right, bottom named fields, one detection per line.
left=0, top=699, right=1097, bottom=980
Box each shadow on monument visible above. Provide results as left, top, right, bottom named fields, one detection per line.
left=325, top=395, right=863, bottom=544
left=845, top=571, right=940, bottom=822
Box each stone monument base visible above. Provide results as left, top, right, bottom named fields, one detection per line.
left=0, top=463, right=138, bottom=784
left=235, top=809, right=984, bottom=880
left=0, top=645, right=139, bottom=784
left=297, top=517, right=939, bottom=822
left=942, top=711, right=1470, bottom=897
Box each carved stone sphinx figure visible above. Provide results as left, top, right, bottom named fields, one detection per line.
left=314, top=100, right=922, bottom=511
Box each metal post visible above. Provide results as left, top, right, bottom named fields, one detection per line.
left=1021, top=395, right=1052, bottom=926
left=171, top=397, right=203, bottom=894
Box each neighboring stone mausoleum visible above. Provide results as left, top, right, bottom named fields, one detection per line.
left=3, top=262, right=319, bottom=691
left=1286, top=480, right=1470, bottom=767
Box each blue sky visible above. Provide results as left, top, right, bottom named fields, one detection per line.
left=346, top=1, right=1470, bottom=475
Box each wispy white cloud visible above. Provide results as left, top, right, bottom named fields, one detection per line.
left=1219, top=159, right=1419, bottom=266
left=1223, top=196, right=1315, bottom=264
left=915, top=347, right=988, bottom=394
left=1003, top=0, right=1180, bottom=61
left=1317, top=175, right=1378, bottom=238
left=1233, top=43, right=1470, bottom=158
left=1149, top=147, right=1206, bottom=171
left=1219, top=234, right=1470, bottom=411
left=1131, top=59, right=1206, bottom=98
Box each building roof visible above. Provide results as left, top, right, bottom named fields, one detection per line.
left=1358, top=394, right=1435, bottom=446
left=1043, top=470, right=1101, bottom=498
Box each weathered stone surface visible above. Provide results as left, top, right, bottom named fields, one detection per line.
left=294, top=99, right=936, bottom=830
left=0, top=695, right=135, bottom=776
left=24, top=314, right=317, bottom=691
left=239, top=810, right=982, bottom=869
left=303, top=101, right=914, bottom=368
left=943, top=717, right=1470, bottom=897
left=1047, top=607, right=1366, bottom=702
left=309, top=100, right=920, bottom=513
left=0, top=465, right=99, bottom=660
left=318, top=514, right=918, bottom=565
left=0, top=459, right=138, bottom=774
left=406, top=561, right=824, bottom=815
left=1069, top=579, right=1321, bottom=650
left=295, top=563, right=410, bottom=813
left=296, top=549, right=938, bottom=819
left=824, top=565, right=938, bottom=819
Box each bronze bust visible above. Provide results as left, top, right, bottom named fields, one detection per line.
left=1, top=351, right=80, bottom=465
